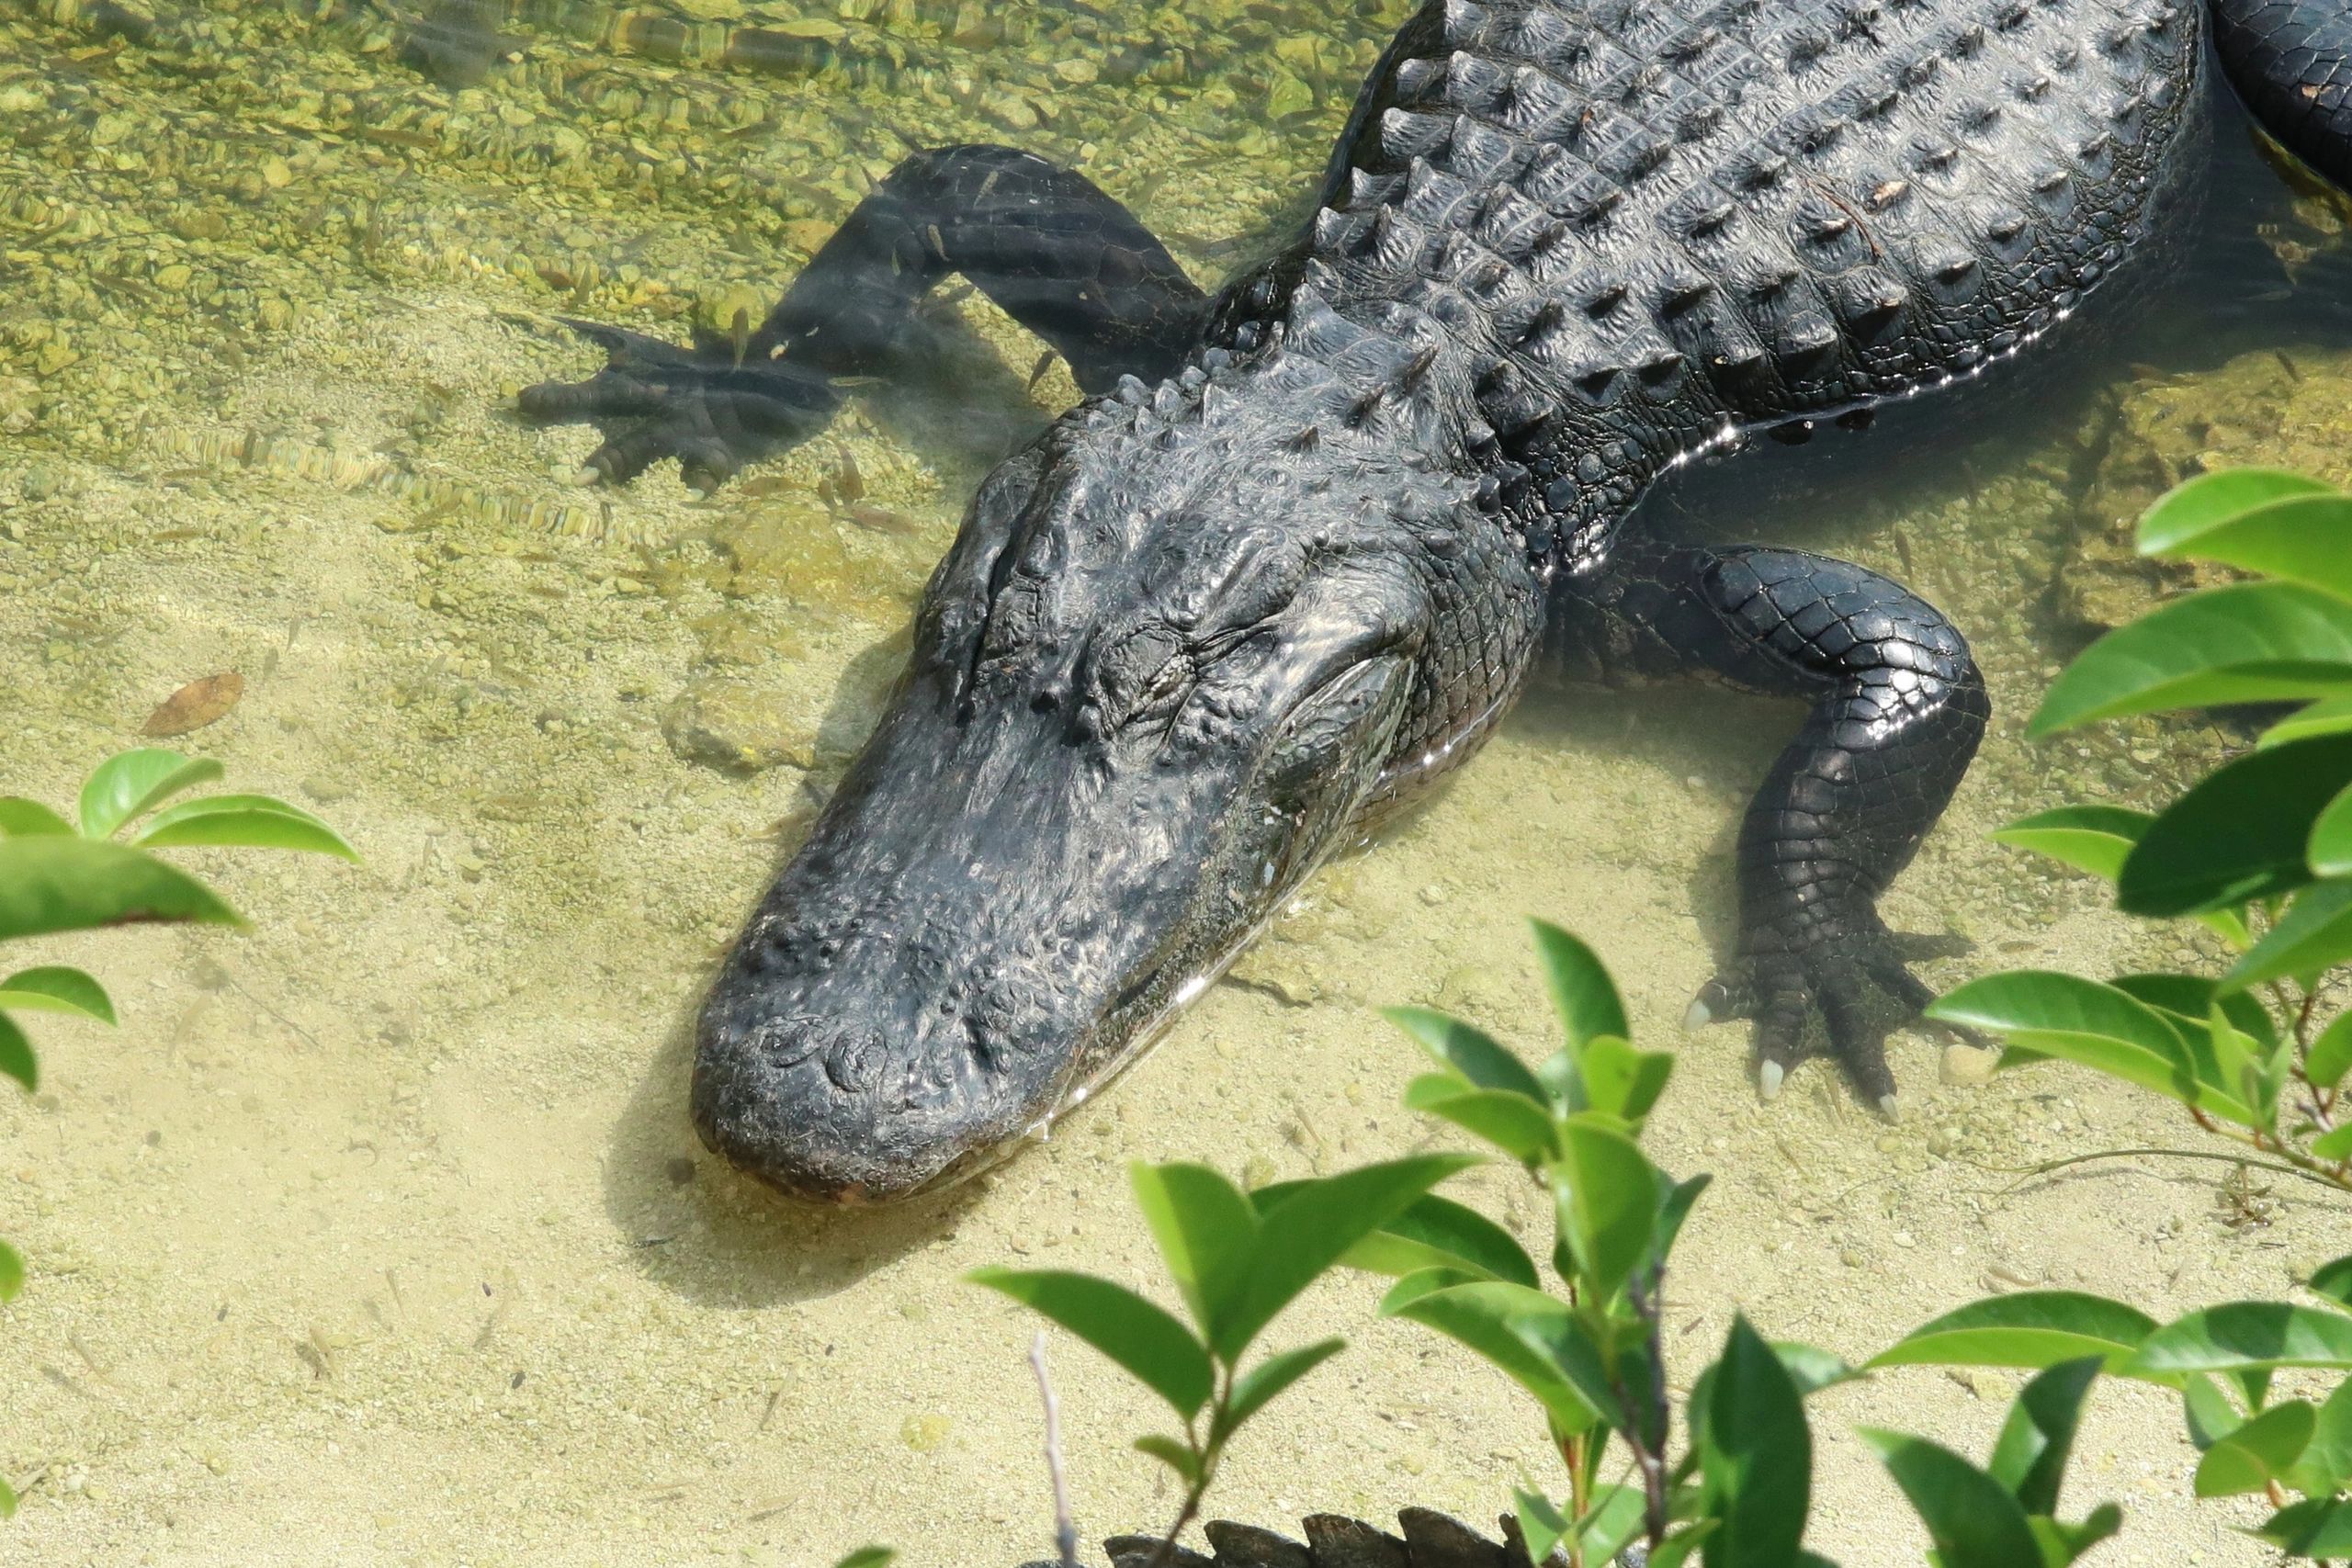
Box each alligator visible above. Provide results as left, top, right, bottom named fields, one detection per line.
left=514, top=0, right=2340, bottom=1203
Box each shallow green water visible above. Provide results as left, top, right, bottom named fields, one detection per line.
left=5, top=3, right=2352, bottom=1564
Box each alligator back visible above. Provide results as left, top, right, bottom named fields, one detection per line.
left=1276, top=0, right=2204, bottom=570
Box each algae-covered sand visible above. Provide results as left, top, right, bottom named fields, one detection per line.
left=4, top=2, right=2352, bottom=1563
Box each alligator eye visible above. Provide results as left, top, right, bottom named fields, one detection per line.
left=1091, top=624, right=1192, bottom=733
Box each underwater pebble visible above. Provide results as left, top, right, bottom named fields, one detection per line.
left=660, top=676, right=820, bottom=772
left=1939, top=1043, right=2000, bottom=1088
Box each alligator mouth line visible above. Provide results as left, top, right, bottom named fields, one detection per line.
left=883, top=846, right=1342, bottom=1201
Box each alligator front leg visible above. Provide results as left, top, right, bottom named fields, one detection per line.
left=1552, top=539, right=1990, bottom=1110
left=519, top=143, right=1208, bottom=490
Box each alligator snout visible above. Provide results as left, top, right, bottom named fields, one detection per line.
left=693, top=897, right=1079, bottom=1202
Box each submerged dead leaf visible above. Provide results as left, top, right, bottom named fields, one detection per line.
left=141, top=671, right=244, bottom=737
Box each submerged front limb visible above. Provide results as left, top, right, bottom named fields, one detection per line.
left=517, top=143, right=1207, bottom=490
left=1553, top=540, right=1989, bottom=1106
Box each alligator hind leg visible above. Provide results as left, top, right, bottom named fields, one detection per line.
left=519, top=144, right=1207, bottom=489
left=1553, top=539, right=1990, bottom=1108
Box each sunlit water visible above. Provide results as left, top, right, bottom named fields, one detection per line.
left=4, top=4, right=2352, bottom=1564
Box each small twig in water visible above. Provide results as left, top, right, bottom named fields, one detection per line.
left=1030, top=1332, right=1080, bottom=1568
left=1984, top=1145, right=2346, bottom=1195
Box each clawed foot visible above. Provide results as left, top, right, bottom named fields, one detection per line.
left=516, top=318, right=838, bottom=491
left=1685, top=923, right=1980, bottom=1114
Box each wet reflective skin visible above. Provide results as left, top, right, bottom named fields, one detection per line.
left=514, top=0, right=2342, bottom=1201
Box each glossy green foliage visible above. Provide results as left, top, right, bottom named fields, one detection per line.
left=967, top=1152, right=1467, bottom=1525
left=958, top=917, right=2352, bottom=1565
left=1961, top=468, right=2352, bottom=1207
left=0, top=749, right=353, bottom=1337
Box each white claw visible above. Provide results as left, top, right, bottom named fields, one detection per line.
left=1683, top=997, right=1714, bottom=1030
left=1758, top=1059, right=1784, bottom=1101
left=1877, top=1093, right=1902, bottom=1122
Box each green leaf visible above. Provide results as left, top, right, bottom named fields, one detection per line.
left=2264, top=694, right=2352, bottom=748
left=2029, top=581, right=2352, bottom=736
left=2194, top=1398, right=2317, bottom=1496
left=2308, top=1013, right=2352, bottom=1091
left=0, top=965, right=115, bottom=1024
left=2309, top=1257, right=2352, bottom=1311
left=1382, top=1006, right=1544, bottom=1103
left=2119, top=733, right=2352, bottom=917
left=0, top=1472, right=13, bottom=1520
left=1385, top=1280, right=1600, bottom=1435
left=2129, top=1303, right=2352, bottom=1379
left=1653, top=1174, right=1713, bottom=1282
left=2313, top=1122, right=2352, bottom=1162
left=1700, top=1315, right=1811, bottom=1568
left=2030, top=1503, right=2122, bottom=1566
left=0, top=797, right=74, bottom=836
left=1216, top=1154, right=1476, bottom=1360
left=1511, top=1304, right=1644, bottom=1439
left=1860, top=1428, right=2043, bottom=1568
left=1992, top=805, right=2155, bottom=885
left=1986, top=1357, right=2102, bottom=1514
left=1516, top=1486, right=1569, bottom=1566
left=2134, top=468, right=2340, bottom=556
left=2224, top=881, right=2352, bottom=992
left=1646, top=1522, right=1719, bottom=1568
left=0, top=1013, right=34, bottom=1094
left=1554, top=1115, right=1661, bottom=1303
left=1871, top=1292, right=2158, bottom=1376
left=2110, top=972, right=2278, bottom=1055
left=1770, top=1341, right=1860, bottom=1397
left=1579, top=1035, right=1676, bottom=1126
left=2185, top=1373, right=2247, bottom=1450
left=1134, top=1433, right=1201, bottom=1483
left=1219, top=1337, right=1345, bottom=1438
left=2311, top=780, right=2352, bottom=884
left=1403, top=1077, right=1559, bottom=1162
left=0, top=1237, right=21, bottom=1303
left=1573, top=1483, right=1646, bottom=1565
left=1928, top=971, right=2256, bottom=1125
left=831, top=1549, right=895, bottom=1568
left=966, top=1268, right=1213, bottom=1418
left=76, top=748, right=225, bottom=839
left=0, top=837, right=243, bottom=942
left=128, top=795, right=358, bottom=861
left=1130, top=1161, right=1258, bottom=1344
left=2141, top=489, right=2352, bottom=600
left=2286, top=1380, right=2352, bottom=1496
left=1530, top=919, right=1628, bottom=1049
left=1331, top=1191, right=1539, bottom=1288
left=2257, top=1496, right=2352, bottom=1555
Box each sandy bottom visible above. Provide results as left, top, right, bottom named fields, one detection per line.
left=3, top=262, right=2347, bottom=1568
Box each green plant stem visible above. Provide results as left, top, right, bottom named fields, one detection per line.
left=1145, top=1387, right=1220, bottom=1568
left=1994, top=1145, right=2348, bottom=1194
left=1559, top=1429, right=1590, bottom=1568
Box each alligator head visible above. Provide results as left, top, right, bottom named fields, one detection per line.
left=691, top=341, right=1543, bottom=1201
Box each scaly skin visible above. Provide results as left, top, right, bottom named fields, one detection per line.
left=516, top=0, right=2218, bottom=1201
left=2211, top=0, right=2352, bottom=186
